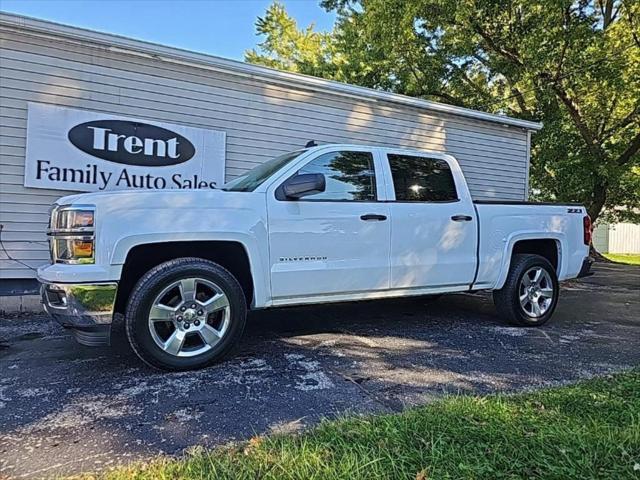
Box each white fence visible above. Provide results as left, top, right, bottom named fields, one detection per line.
left=608, top=223, right=640, bottom=254
left=594, top=222, right=640, bottom=254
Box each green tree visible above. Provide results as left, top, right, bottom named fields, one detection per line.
left=245, top=2, right=339, bottom=79
left=247, top=0, right=640, bottom=224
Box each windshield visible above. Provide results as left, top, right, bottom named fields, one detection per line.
left=223, top=150, right=305, bottom=192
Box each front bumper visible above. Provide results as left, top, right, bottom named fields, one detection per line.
left=40, top=282, right=118, bottom=346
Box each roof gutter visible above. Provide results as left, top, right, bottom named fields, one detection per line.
left=0, top=12, right=543, bottom=132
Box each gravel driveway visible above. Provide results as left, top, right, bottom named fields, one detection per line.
left=1, top=263, right=638, bottom=479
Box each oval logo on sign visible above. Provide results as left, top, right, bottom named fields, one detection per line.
left=68, top=120, right=195, bottom=166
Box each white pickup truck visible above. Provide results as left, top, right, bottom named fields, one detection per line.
left=39, top=144, right=593, bottom=370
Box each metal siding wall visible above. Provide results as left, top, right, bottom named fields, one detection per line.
left=0, top=27, right=530, bottom=279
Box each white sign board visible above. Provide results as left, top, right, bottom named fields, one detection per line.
left=25, top=103, right=226, bottom=192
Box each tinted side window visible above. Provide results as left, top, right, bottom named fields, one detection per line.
left=295, top=151, right=377, bottom=201
left=388, top=154, right=458, bottom=202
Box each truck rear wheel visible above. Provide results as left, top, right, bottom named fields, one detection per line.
left=125, top=257, right=247, bottom=371
left=492, top=254, right=559, bottom=327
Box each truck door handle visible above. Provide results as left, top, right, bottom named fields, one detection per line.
left=451, top=215, right=473, bottom=222
left=360, top=214, right=387, bottom=221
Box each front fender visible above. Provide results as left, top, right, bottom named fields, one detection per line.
left=110, top=231, right=270, bottom=308
left=111, top=231, right=258, bottom=265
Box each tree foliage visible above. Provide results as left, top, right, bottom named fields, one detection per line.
left=245, top=2, right=339, bottom=79
left=247, top=1, right=640, bottom=223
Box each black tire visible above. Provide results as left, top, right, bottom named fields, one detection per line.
left=492, top=254, right=559, bottom=327
left=125, top=257, right=247, bottom=371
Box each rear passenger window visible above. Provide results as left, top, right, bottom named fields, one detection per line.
left=296, top=151, right=377, bottom=201
left=388, top=154, right=458, bottom=202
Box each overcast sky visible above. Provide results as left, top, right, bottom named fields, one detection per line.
left=0, top=0, right=336, bottom=60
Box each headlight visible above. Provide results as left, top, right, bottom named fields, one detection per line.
left=53, top=237, right=95, bottom=263
left=48, top=205, right=96, bottom=264
left=57, top=209, right=94, bottom=230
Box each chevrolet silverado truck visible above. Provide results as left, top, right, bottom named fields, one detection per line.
left=39, top=144, right=593, bottom=371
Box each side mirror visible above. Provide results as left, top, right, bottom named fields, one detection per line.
left=282, top=173, right=326, bottom=199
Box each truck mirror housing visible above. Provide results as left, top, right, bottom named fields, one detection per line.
left=282, top=173, right=326, bottom=199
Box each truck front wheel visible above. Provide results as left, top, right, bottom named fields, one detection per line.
left=125, top=257, right=247, bottom=371
left=492, top=254, right=559, bottom=327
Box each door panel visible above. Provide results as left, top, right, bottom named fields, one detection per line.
left=269, top=201, right=391, bottom=298
left=385, top=153, right=477, bottom=288
left=267, top=149, right=391, bottom=300
left=390, top=202, right=476, bottom=288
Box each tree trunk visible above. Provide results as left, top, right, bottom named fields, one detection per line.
left=603, top=0, right=614, bottom=28
left=585, top=178, right=609, bottom=261
left=586, top=179, right=608, bottom=225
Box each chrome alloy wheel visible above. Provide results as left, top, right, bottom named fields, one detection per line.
left=518, top=266, right=554, bottom=318
left=148, top=278, right=230, bottom=357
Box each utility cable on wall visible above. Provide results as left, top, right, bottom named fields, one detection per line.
left=0, top=224, right=46, bottom=272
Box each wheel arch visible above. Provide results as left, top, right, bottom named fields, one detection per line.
left=495, top=233, right=565, bottom=290
left=113, top=239, right=260, bottom=315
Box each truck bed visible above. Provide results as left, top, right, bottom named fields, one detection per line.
left=472, top=202, right=588, bottom=289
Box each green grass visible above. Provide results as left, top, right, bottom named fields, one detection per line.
left=603, top=253, right=640, bottom=266
left=78, top=371, right=640, bottom=480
